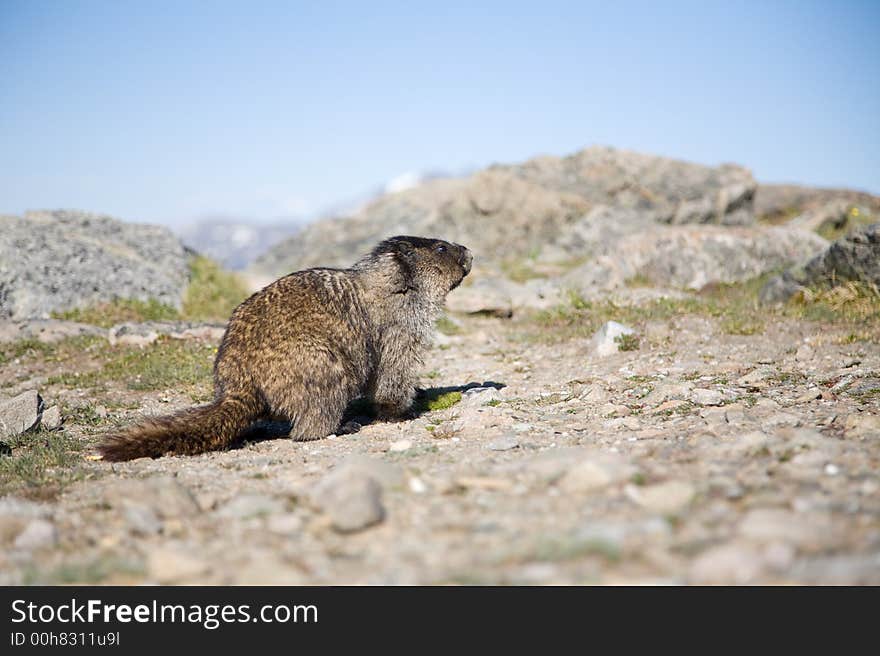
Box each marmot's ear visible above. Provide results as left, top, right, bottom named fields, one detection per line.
left=394, top=239, right=415, bottom=257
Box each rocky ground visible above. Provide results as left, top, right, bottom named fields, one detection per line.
left=1, top=297, right=878, bottom=585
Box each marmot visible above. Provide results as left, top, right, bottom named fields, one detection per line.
left=98, top=236, right=472, bottom=461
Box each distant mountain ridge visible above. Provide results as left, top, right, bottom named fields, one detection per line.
left=175, top=219, right=301, bottom=271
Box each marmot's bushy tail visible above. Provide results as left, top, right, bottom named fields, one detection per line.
left=97, top=394, right=264, bottom=461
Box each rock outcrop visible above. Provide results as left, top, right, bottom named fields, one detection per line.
left=251, top=146, right=758, bottom=277
left=564, top=224, right=828, bottom=294
left=760, top=222, right=880, bottom=304
left=0, top=210, right=190, bottom=320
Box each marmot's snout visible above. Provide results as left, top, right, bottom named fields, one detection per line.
left=458, top=245, right=473, bottom=275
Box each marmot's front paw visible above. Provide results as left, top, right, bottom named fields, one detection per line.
left=337, top=420, right=363, bottom=435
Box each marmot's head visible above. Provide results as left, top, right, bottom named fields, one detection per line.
left=371, top=236, right=472, bottom=301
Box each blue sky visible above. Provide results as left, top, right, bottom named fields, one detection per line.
left=1, top=0, right=878, bottom=227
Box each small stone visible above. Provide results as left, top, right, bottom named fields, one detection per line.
left=795, top=390, right=822, bottom=403
left=311, top=469, right=385, bottom=533
left=689, top=544, right=765, bottom=584
left=460, top=386, right=504, bottom=407
left=266, top=513, right=303, bottom=535
left=408, top=477, right=428, bottom=494
left=215, top=494, right=285, bottom=519
left=653, top=399, right=689, bottom=414
left=824, top=463, right=840, bottom=476
left=689, top=388, right=723, bottom=406
left=626, top=480, right=695, bottom=514
left=40, top=405, right=62, bottom=430
left=13, top=519, right=57, bottom=550
left=559, top=453, right=635, bottom=493
left=795, top=344, right=814, bottom=362
left=0, top=391, right=43, bottom=438
left=148, top=547, right=209, bottom=583
left=603, top=403, right=632, bottom=417
left=487, top=435, right=520, bottom=451
left=389, top=439, right=412, bottom=453
left=589, top=321, right=636, bottom=358
left=123, top=505, right=162, bottom=535
left=105, top=477, right=199, bottom=518
left=737, top=368, right=773, bottom=388
left=844, top=413, right=879, bottom=439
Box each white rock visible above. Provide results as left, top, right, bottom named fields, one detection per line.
left=311, top=469, right=385, bottom=533
left=460, top=386, right=504, bottom=407
left=0, top=391, right=42, bottom=438
left=40, top=405, right=62, bottom=430
left=689, top=388, right=724, bottom=406
left=408, top=477, right=428, bottom=494
left=486, top=435, right=520, bottom=451
left=589, top=321, right=636, bottom=358
left=389, top=439, right=413, bottom=453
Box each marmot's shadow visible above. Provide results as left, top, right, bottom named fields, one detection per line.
left=231, top=380, right=506, bottom=449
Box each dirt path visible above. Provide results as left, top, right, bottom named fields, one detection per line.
left=1, top=310, right=878, bottom=584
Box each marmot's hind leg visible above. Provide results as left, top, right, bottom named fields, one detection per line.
left=283, top=395, right=349, bottom=441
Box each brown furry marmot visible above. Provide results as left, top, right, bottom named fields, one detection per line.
left=98, top=236, right=472, bottom=461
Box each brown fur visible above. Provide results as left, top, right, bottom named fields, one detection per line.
left=98, top=236, right=472, bottom=461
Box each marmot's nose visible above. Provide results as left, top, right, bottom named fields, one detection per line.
left=459, top=247, right=472, bottom=274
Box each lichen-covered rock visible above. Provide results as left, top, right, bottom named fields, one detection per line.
left=0, top=390, right=43, bottom=438
left=564, top=225, right=827, bottom=294
left=760, top=222, right=880, bottom=304
left=0, top=210, right=190, bottom=320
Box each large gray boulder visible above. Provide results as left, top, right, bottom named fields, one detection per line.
left=563, top=225, right=828, bottom=295
left=0, top=210, right=190, bottom=320
left=250, top=146, right=758, bottom=277
left=760, top=222, right=880, bottom=304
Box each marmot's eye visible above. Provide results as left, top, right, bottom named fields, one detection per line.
left=434, top=245, right=447, bottom=254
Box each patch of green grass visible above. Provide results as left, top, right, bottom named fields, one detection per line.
left=624, top=273, right=653, bottom=288
left=55, top=298, right=179, bottom=328
left=0, top=335, right=106, bottom=366
left=182, top=255, right=250, bottom=321
left=758, top=206, right=802, bottom=225
left=0, top=429, right=92, bottom=499
left=51, top=256, right=248, bottom=327
left=47, top=338, right=215, bottom=392
left=415, top=390, right=462, bottom=412
left=785, top=281, right=880, bottom=328
left=614, top=333, right=640, bottom=351
left=522, top=291, right=705, bottom=343
left=815, top=207, right=874, bottom=241
left=520, top=272, right=880, bottom=344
